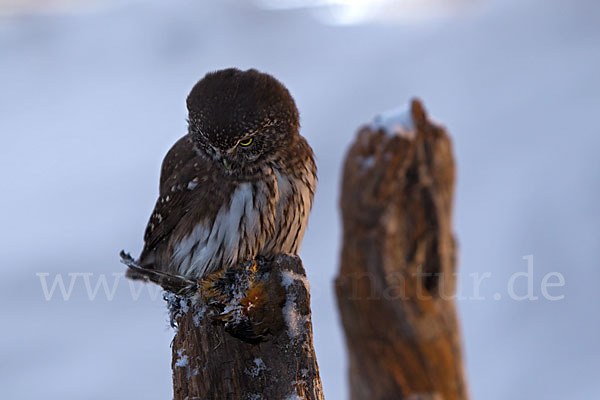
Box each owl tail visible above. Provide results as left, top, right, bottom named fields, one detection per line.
left=120, top=250, right=199, bottom=296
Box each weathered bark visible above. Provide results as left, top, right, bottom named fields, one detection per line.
left=335, top=100, right=468, bottom=400
left=171, top=254, right=324, bottom=400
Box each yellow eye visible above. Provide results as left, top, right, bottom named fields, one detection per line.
left=239, top=137, right=253, bottom=147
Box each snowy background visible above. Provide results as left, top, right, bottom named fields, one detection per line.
left=1, top=0, right=599, bottom=399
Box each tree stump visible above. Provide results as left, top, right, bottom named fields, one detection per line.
left=170, top=254, right=324, bottom=400
left=335, top=100, right=468, bottom=400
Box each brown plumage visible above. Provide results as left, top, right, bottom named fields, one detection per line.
left=128, top=68, right=316, bottom=280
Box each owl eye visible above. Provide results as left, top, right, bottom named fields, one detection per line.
left=238, top=137, right=254, bottom=147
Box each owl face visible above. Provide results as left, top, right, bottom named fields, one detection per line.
left=186, top=68, right=300, bottom=175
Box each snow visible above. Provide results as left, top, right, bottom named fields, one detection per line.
left=174, top=349, right=193, bottom=380
left=245, top=358, right=268, bottom=377
left=280, top=269, right=310, bottom=291
left=192, top=304, right=207, bottom=327
left=372, top=105, right=416, bottom=138
left=174, top=349, right=189, bottom=368
left=280, top=269, right=311, bottom=337
left=282, top=292, right=301, bottom=338
left=1, top=1, right=599, bottom=400
left=179, top=297, right=189, bottom=314
left=282, top=290, right=310, bottom=339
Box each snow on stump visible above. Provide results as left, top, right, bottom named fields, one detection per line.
left=170, top=254, right=324, bottom=400
left=336, top=99, right=469, bottom=400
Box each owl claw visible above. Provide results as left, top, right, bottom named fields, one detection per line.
left=119, top=250, right=136, bottom=267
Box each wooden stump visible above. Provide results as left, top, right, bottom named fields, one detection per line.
left=335, top=100, right=469, bottom=400
left=171, top=254, right=324, bottom=400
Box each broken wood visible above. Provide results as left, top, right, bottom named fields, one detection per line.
left=168, top=254, right=324, bottom=400
left=335, top=99, right=469, bottom=400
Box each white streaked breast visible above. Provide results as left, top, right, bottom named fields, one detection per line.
left=172, top=183, right=260, bottom=277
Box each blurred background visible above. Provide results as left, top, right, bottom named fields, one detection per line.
left=1, top=0, right=598, bottom=399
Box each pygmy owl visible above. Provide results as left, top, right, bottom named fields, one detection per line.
left=128, top=68, right=316, bottom=281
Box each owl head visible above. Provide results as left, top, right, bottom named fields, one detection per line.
left=186, top=68, right=300, bottom=174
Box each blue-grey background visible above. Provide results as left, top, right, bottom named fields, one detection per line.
left=1, top=0, right=598, bottom=398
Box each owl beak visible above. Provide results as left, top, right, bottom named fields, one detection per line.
left=213, top=147, right=232, bottom=171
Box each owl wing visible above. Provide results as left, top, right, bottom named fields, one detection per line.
left=133, top=135, right=233, bottom=276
